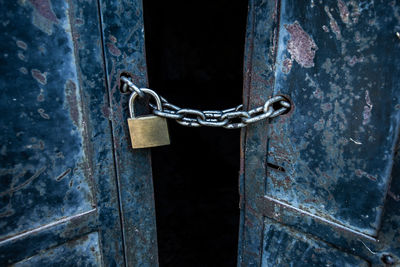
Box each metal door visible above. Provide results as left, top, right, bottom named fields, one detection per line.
left=0, top=0, right=157, bottom=266
left=238, top=0, right=400, bottom=266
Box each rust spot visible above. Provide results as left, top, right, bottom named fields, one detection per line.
left=56, top=168, right=71, bottom=181
left=109, top=35, right=117, bottom=43
left=16, top=40, right=28, bottom=50
left=75, top=18, right=84, bottom=26
left=31, top=69, right=47, bottom=85
left=313, top=88, right=323, bottom=100
left=284, top=21, right=318, bottom=68
left=282, top=58, right=293, bottom=74
left=107, top=42, right=121, bottom=57
left=337, top=0, right=349, bottom=24
left=28, top=0, right=58, bottom=23
left=345, top=55, right=364, bottom=67
left=65, top=79, right=80, bottom=126
left=324, top=6, right=341, bottom=39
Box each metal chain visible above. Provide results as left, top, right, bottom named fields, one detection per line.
left=121, top=76, right=291, bottom=129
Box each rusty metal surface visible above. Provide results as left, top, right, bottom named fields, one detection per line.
left=240, top=0, right=400, bottom=266
left=268, top=0, right=400, bottom=237
left=0, top=0, right=126, bottom=265
left=0, top=0, right=94, bottom=241
left=98, top=0, right=159, bottom=266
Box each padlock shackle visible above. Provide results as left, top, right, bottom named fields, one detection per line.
left=129, top=88, right=163, bottom=118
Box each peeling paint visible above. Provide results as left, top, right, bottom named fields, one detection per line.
left=282, top=57, right=293, bottom=74
left=337, top=0, right=350, bottom=24
left=64, top=79, right=80, bottom=127
left=31, top=69, right=47, bottom=85
left=362, top=90, right=373, bottom=125
left=28, top=0, right=58, bottom=23
left=325, top=6, right=341, bottom=40
left=284, top=21, right=318, bottom=68
left=16, top=40, right=28, bottom=50
left=106, top=42, right=121, bottom=57
left=28, top=0, right=58, bottom=35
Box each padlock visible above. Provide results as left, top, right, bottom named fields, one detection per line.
left=127, top=88, right=170, bottom=149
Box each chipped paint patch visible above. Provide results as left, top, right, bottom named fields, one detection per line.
left=284, top=21, right=318, bottom=68
left=106, top=43, right=121, bottom=57
left=28, top=0, right=59, bottom=35
left=324, top=6, right=341, bottom=39
left=28, top=0, right=58, bottom=23
left=282, top=57, right=293, bottom=74
left=363, top=90, right=373, bottom=125
left=31, top=69, right=47, bottom=85
left=64, top=79, right=80, bottom=127
left=16, top=40, right=28, bottom=50
left=337, top=0, right=349, bottom=24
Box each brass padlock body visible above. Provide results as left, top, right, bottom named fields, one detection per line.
left=128, top=115, right=170, bottom=149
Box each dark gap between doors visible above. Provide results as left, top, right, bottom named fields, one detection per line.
left=143, top=1, right=248, bottom=266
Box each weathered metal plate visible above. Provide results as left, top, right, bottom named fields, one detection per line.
left=0, top=0, right=129, bottom=265
left=267, top=0, right=400, bottom=237
left=239, top=0, right=400, bottom=265
left=12, top=232, right=101, bottom=267
left=0, top=0, right=94, bottom=240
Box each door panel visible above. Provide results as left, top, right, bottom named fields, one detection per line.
left=98, top=0, right=158, bottom=265
left=0, top=0, right=95, bottom=241
left=239, top=0, right=400, bottom=266
left=0, top=0, right=156, bottom=265
left=269, top=0, right=400, bottom=237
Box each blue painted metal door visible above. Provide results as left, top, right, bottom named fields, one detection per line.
left=0, top=0, right=157, bottom=266
left=239, top=0, right=400, bottom=266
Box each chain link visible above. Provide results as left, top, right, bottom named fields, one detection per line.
left=122, top=77, right=291, bottom=129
